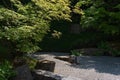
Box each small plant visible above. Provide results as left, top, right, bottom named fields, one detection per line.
left=98, top=41, right=120, bottom=56
left=23, top=56, right=37, bottom=70
left=98, top=41, right=111, bottom=51
left=70, top=50, right=83, bottom=56
left=13, top=55, right=37, bottom=69
left=0, top=60, right=16, bottom=80
left=110, top=49, right=120, bottom=57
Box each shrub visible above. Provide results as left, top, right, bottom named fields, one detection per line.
left=0, top=0, right=71, bottom=54
left=98, top=41, right=120, bottom=56
left=0, top=60, right=16, bottom=80
left=78, top=0, right=120, bottom=35
left=70, top=50, right=83, bottom=56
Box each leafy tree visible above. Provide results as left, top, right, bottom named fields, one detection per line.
left=77, top=0, right=120, bottom=35
left=0, top=0, right=71, bottom=54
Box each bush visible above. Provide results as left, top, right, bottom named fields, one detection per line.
left=78, top=0, right=120, bottom=35
left=97, top=41, right=120, bottom=56
left=0, top=0, right=71, bottom=54
left=70, top=50, right=83, bottom=56
left=0, top=60, right=16, bottom=80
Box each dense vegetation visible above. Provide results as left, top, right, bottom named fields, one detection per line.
left=0, top=0, right=71, bottom=57
left=0, top=1, right=120, bottom=80
left=0, top=0, right=120, bottom=56
left=80, top=0, right=120, bottom=34
left=40, top=0, right=120, bottom=54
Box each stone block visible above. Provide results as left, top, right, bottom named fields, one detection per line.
left=35, top=60, right=55, bottom=72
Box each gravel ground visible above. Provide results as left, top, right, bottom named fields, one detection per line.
left=31, top=52, right=120, bottom=80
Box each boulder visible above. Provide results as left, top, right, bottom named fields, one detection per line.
left=14, top=64, right=33, bottom=80
left=35, top=60, right=55, bottom=72
left=55, top=56, right=80, bottom=64
left=54, top=56, right=71, bottom=62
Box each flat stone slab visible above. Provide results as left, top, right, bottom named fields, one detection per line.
left=31, top=52, right=120, bottom=80
left=33, top=69, right=81, bottom=80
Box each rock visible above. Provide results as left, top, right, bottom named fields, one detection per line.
left=76, top=56, right=80, bottom=64
left=54, top=56, right=71, bottom=62
left=32, top=69, right=62, bottom=80
left=54, top=56, right=79, bottom=64
left=35, top=60, right=56, bottom=72
left=14, top=64, right=33, bottom=80
left=69, top=55, right=76, bottom=63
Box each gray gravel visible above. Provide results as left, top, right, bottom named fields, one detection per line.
left=31, top=52, right=120, bottom=80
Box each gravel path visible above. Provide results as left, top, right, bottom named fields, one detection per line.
left=31, top=52, right=120, bottom=80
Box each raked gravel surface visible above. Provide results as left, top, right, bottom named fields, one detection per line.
left=31, top=52, right=120, bottom=80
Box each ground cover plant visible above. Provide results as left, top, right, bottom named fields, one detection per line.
left=0, top=60, right=16, bottom=80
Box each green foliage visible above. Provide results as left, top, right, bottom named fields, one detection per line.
left=70, top=50, right=83, bottom=56
left=98, top=41, right=120, bottom=56
left=52, top=30, right=62, bottom=39
left=39, top=0, right=120, bottom=53
left=98, top=41, right=111, bottom=51
left=110, top=49, right=120, bottom=57
left=23, top=56, right=37, bottom=70
left=0, top=60, right=16, bottom=80
left=0, top=0, right=71, bottom=54
left=0, top=45, right=8, bottom=55
left=0, top=1, right=48, bottom=54
left=40, top=30, right=107, bottom=52
left=78, top=0, right=120, bottom=35
left=0, top=45, right=11, bottom=59
left=1, top=0, right=119, bottom=56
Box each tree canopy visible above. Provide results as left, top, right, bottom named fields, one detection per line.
left=0, top=0, right=120, bottom=54
left=77, top=0, right=120, bottom=34
left=0, top=0, right=71, bottom=53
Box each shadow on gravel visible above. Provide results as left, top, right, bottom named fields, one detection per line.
left=69, top=56, right=120, bottom=75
